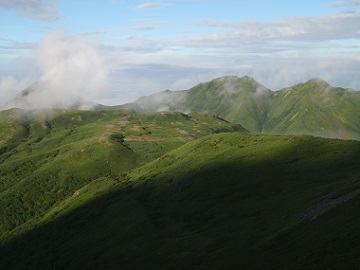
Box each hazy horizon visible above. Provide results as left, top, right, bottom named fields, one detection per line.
left=1, top=0, right=360, bottom=107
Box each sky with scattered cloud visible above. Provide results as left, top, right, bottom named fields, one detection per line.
left=0, top=0, right=360, bottom=106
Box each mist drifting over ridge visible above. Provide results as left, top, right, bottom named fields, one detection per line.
left=1, top=30, right=360, bottom=111
left=0, top=31, right=109, bottom=110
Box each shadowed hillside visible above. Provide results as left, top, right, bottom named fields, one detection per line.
left=0, top=108, right=245, bottom=242
left=1, top=133, right=360, bottom=269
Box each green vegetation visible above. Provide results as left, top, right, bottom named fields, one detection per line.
left=264, top=78, right=360, bottom=139
left=123, top=76, right=360, bottom=140
left=1, top=127, right=360, bottom=269
left=2, top=83, right=360, bottom=269
left=123, top=76, right=274, bottom=133
left=0, top=108, right=244, bottom=241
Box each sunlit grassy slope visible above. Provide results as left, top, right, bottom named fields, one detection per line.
left=263, top=78, right=360, bottom=139
left=123, top=76, right=274, bottom=133
left=1, top=132, right=360, bottom=269
left=0, top=108, right=245, bottom=241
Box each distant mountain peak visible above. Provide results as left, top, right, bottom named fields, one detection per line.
left=212, top=75, right=239, bottom=81
left=211, top=75, right=258, bottom=83
left=122, top=76, right=360, bottom=139
left=287, top=78, right=333, bottom=94
left=4, top=80, right=104, bottom=111
left=241, top=75, right=257, bottom=81
left=209, top=76, right=266, bottom=91
left=306, top=78, right=331, bottom=87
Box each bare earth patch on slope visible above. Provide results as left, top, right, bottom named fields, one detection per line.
left=300, top=185, right=360, bottom=220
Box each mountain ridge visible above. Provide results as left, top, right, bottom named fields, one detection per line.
left=4, top=81, right=107, bottom=111
left=123, top=76, right=360, bottom=139
left=4, top=76, right=360, bottom=139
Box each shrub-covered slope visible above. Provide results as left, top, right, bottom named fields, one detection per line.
left=0, top=108, right=245, bottom=241
left=1, top=133, right=360, bottom=269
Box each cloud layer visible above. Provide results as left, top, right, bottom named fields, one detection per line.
left=0, top=75, right=31, bottom=108
left=1, top=31, right=109, bottom=110
left=0, top=0, right=60, bottom=21
left=135, top=2, right=168, bottom=10
left=331, top=0, right=360, bottom=7
left=0, top=1, right=359, bottom=106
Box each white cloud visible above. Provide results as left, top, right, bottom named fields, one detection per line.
left=128, top=21, right=171, bottom=31
left=79, top=30, right=109, bottom=37
left=331, top=0, right=360, bottom=7
left=37, top=31, right=109, bottom=107
left=94, top=8, right=360, bottom=65
left=225, top=55, right=360, bottom=91
left=0, top=76, right=32, bottom=108
left=95, top=52, right=360, bottom=106
left=0, top=0, right=61, bottom=21
left=2, top=2, right=360, bottom=107
left=2, top=31, right=110, bottom=110
left=0, top=38, right=36, bottom=56
left=191, top=10, right=360, bottom=51
left=135, top=2, right=168, bottom=10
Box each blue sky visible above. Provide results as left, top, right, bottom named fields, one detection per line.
left=0, top=0, right=360, bottom=106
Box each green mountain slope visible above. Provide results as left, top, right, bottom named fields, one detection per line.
left=0, top=108, right=245, bottom=241
left=264, top=78, right=360, bottom=138
left=123, top=76, right=360, bottom=139
left=123, top=76, right=274, bottom=133
left=1, top=132, right=360, bottom=269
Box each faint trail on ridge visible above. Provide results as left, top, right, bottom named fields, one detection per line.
left=300, top=187, right=360, bottom=220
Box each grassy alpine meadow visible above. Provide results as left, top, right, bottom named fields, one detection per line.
left=0, top=108, right=245, bottom=242
left=1, top=131, right=360, bottom=269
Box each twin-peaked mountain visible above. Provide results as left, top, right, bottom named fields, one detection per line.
left=123, top=76, right=360, bottom=140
